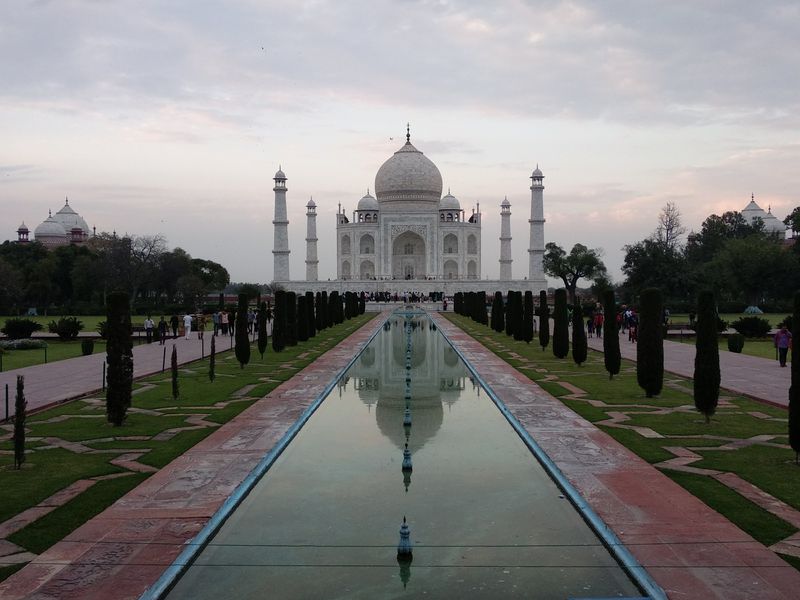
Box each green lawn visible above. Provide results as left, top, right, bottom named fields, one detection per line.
left=446, top=314, right=800, bottom=569
left=1, top=315, right=107, bottom=333
left=0, top=313, right=375, bottom=582
left=0, top=339, right=108, bottom=371
left=668, top=313, right=790, bottom=328
left=673, top=336, right=792, bottom=363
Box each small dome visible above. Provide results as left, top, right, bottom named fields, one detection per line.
left=34, top=215, right=67, bottom=238
left=18, top=222, right=28, bottom=231
left=307, top=197, right=316, bottom=208
left=54, top=200, right=90, bottom=233
left=440, top=191, right=460, bottom=210
left=274, top=167, right=286, bottom=179
left=357, top=190, right=379, bottom=211
left=531, top=165, right=543, bottom=178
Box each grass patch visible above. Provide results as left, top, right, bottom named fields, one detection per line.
left=0, top=339, right=109, bottom=370
left=138, top=427, right=215, bottom=469
left=665, top=470, right=797, bottom=547
left=0, top=563, right=26, bottom=585
left=8, top=473, right=148, bottom=554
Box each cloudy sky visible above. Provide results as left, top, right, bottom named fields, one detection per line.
left=2, top=0, right=799, bottom=284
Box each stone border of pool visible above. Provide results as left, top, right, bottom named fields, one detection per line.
left=0, top=313, right=389, bottom=600
left=431, top=312, right=800, bottom=600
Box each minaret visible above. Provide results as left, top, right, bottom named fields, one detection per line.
left=499, top=197, right=512, bottom=280
left=305, top=197, right=318, bottom=281
left=272, top=166, right=290, bottom=281
left=528, top=165, right=546, bottom=283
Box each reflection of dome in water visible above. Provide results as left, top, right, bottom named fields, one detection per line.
left=375, top=395, right=443, bottom=452
left=444, top=347, right=459, bottom=367
left=392, top=321, right=427, bottom=368
left=360, top=346, right=375, bottom=367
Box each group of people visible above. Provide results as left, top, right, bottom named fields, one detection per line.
left=143, top=313, right=205, bottom=343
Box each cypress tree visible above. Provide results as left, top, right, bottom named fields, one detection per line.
left=454, top=292, right=463, bottom=315
left=171, top=345, right=179, bottom=400
left=209, top=335, right=216, bottom=381
left=790, top=291, right=800, bottom=462
left=694, top=290, right=720, bottom=423
left=477, top=291, right=488, bottom=325
left=306, top=291, right=316, bottom=338
left=13, top=375, right=26, bottom=470
left=552, top=288, right=569, bottom=358
left=602, top=290, right=621, bottom=379
left=315, top=292, right=325, bottom=331
left=637, top=287, right=664, bottom=398
left=297, top=295, right=309, bottom=342
left=523, top=291, right=534, bottom=343
left=328, top=291, right=339, bottom=325
left=272, top=290, right=287, bottom=352
left=235, top=293, right=251, bottom=368
left=257, top=301, right=268, bottom=359
left=505, top=290, right=514, bottom=336
left=286, top=292, right=298, bottom=345
left=571, top=302, right=587, bottom=365
left=106, top=291, right=133, bottom=426
left=491, top=291, right=503, bottom=332
left=321, top=291, right=329, bottom=329
left=359, top=292, right=366, bottom=315
left=538, top=290, right=550, bottom=352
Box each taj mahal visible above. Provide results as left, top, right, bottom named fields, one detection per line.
left=271, top=127, right=548, bottom=296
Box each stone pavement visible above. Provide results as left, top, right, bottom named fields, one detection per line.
left=0, top=333, right=239, bottom=420
left=586, top=331, right=792, bottom=407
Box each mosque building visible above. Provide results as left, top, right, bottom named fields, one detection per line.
left=16, top=198, right=93, bottom=249
left=740, top=194, right=787, bottom=236
left=271, top=127, right=548, bottom=295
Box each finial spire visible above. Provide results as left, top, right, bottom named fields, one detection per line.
left=406, top=123, right=410, bottom=143
left=752, top=192, right=754, bottom=202
left=367, top=187, right=370, bottom=195
left=65, top=195, right=69, bottom=205
left=48, top=209, right=52, bottom=217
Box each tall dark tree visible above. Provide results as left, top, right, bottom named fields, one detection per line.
left=543, top=243, right=607, bottom=305
left=235, top=293, right=251, bottom=368
left=476, top=291, right=488, bottom=325
left=637, top=287, right=664, bottom=398
left=272, top=290, right=287, bottom=352
left=106, top=291, right=133, bottom=426
left=257, top=301, right=268, bottom=359
left=306, top=291, right=316, bottom=338
left=209, top=335, right=216, bottom=381
left=315, top=292, right=325, bottom=331
left=297, top=295, right=309, bottom=342
left=523, top=291, right=534, bottom=343
left=490, top=291, right=504, bottom=332
left=13, top=375, right=26, bottom=470
left=693, top=290, right=720, bottom=423
left=790, top=291, right=800, bottom=462
left=171, top=344, right=179, bottom=400
left=602, top=290, right=621, bottom=379
left=504, top=290, right=514, bottom=336
left=538, top=290, right=550, bottom=351
left=286, top=292, right=298, bottom=346
left=321, top=291, right=329, bottom=329
left=512, top=291, right=525, bottom=341
left=552, top=288, right=569, bottom=359
left=359, top=292, right=366, bottom=315
left=571, top=304, right=587, bottom=365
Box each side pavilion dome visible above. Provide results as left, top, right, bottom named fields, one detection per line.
left=375, top=132, right=443, bottom=207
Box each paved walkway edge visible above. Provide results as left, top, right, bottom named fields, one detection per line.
left=434, top=315, right=667, bottom=600
left=431, top=313, right=800, bottom=600
left=140, top=314, right=389, bottom=600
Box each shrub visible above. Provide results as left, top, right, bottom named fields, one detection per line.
left=48, top=316, right=84, bottom=340
left=727, top=333, right=745, bottom=353
left=171, top=345, right=179, bottom=400
left=2, top=318, right=42, bottom=339
left=552, top=289, right=569, bottom=359
left=97, top=320, right=108, bottom=339
left=0, top=339, right=47, bottom=350
left=637, top=288, right=664, bottom=398
left=81, top=339, right=94, bottom=356
left=209, top=335, right=216, bottom=382
left=602, top=290, right=621, bottom=379
left=729, top=316, right=771, bottom=338
left=694, top=291, right=721, bottom=423
left=14, top=375, right=26, bottom=469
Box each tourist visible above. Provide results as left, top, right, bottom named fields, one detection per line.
left=170, top=314, right=179, bottom=339
left=144, top=315, right=154, bottom=343
left=183, top=313, right=193, bottom=340
left=587, top=315, right=594, bottom=337
left=774, top=323, right=792, bottom=367
left=158, top=316, right=168, bottom=345
left=247, top=308, right=256, bottom=334
left=212, top=311, right=220, bottom=336
left=594, top=311, right=604, bottom=338
left=198, top=314, right=206, bottom=340
left=220, top=310, right=229, bottom=335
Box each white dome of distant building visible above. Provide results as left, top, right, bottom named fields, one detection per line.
left=375, top=132, right=443, bottom=207
left=53, top=198, right=90, bottom=233
left=440, top=191, right=460, bottom=210
left=357, top=190, right=379, bottom=211
left=34, top=213, right=68, bottom=248
left=741, top=194, right=787, bottom=236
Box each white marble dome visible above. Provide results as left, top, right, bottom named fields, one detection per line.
left=53, top=200, right=90, bottom=233
left=742, top=196, right=787, bottom=236
left=375, top=140, right=443, bottom=206
left=34, top=214, right=68, bottom=245
left=440, top=191, right=460, bottom=210
left=357, top=190, right=378, bottom=211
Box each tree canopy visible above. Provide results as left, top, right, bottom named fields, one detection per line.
left=543, top=242, right=607, bottom=305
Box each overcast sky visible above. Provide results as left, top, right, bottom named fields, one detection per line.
left=2, top=0, right=799, bottom=285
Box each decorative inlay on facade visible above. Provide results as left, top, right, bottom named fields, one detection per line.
left=390, top=224, right=427, bottom=239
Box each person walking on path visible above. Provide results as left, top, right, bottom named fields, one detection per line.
left=144, top=315, right=154, bottom=343
left=170, top=314, right=179, bottom=339
left=158, top=316, right=168, bottom=345
left=220, top=310, right=229, bottom=336
left=212, top=311, right=220, bottom=336
left=774, top=323, right=792, bottom=367
left=183, top=313, right=193, bottom=340
left=198, top=314, right=206, bottom=340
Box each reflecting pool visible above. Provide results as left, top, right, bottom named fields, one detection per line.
left=165, top=314, right=642, bottom=599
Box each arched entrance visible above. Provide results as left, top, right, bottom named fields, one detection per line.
left=392, top=231, right=426, bottom=280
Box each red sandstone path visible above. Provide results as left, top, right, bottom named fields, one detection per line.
left=2, top=311, right=799, bottom=599
left=0, top=334, right=237, bottom=420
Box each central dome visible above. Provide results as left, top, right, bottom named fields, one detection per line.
left=374, top=140, right=443, bottom=206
